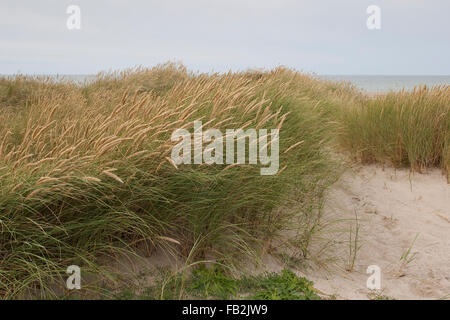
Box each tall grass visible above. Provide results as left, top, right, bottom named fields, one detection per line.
left=1, top=63, right=447, bottom=298
left=0, top=64, right=339, bottom=298
left=337, top=86, right=450, bottom=176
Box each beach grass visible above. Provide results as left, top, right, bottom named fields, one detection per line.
left=0, top=63, right=448, bottom=298
left=337, top=86, right=450, bottom=176
left=0, top=64, right=341, bottom=298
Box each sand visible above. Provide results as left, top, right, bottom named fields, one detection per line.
left=292, top=165, right=450, bottom=300
left=108, top=164, right=450, bottom=300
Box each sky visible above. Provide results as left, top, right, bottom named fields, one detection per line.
left=1, top=0, right=449, bottom=75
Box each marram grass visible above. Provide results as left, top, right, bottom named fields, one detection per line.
left=337, top=86, right=450, bottom=177
left=0, top=64, right=341, bottom=298
left=0, top=64, right=448, bottom=298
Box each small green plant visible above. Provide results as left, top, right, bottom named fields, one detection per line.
left=241, top=269, right=320, bottom=300
left=400, top=233, right=419, bottom=265
left=368, top=291, right=395, bottom=300
left=116, top=267, right=321, bottom=300
left=189, top=265, right=239, bottom=299
left=114, top=288, right=137, bottom=300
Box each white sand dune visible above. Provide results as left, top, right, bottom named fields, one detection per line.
left=299, top=165, right=450, bottom=300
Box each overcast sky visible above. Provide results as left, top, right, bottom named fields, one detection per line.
left=1, top=0, right=449, bottom=75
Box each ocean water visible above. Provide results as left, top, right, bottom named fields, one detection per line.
left=317, top=75, right=450, bottom=93
left=0, top=74, right=96, bottom=84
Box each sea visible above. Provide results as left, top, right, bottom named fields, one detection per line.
left=2, top=74, right=450, bottom=94
left=316, top=75, right=450, bottom=93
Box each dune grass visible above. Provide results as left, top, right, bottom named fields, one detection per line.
left=0, top=63, right=448, bottom=299
left=337, top=86, right=450, bottom=176
left=0, top=64, right=342, bottom=298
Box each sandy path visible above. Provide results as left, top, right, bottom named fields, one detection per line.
left=298, top=165, right=450, bottom=300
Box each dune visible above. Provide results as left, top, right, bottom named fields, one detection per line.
left=301, top=165, right=450, bottom=299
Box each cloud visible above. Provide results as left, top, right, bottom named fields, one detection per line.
left=0, top=0, right=449, bottom=74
